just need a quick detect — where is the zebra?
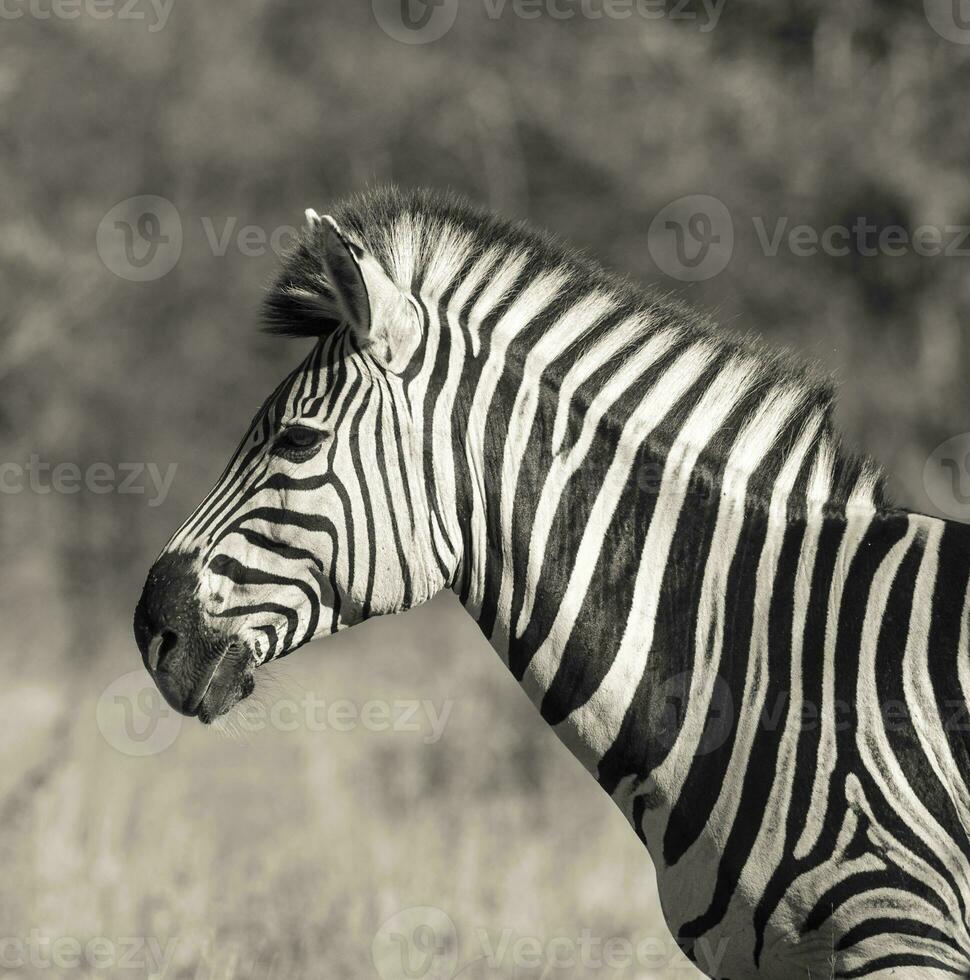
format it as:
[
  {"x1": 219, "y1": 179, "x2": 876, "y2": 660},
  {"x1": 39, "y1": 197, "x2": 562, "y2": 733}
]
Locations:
[{"x1": 134, "y1": 187, "x2": 970, "y2": 979}]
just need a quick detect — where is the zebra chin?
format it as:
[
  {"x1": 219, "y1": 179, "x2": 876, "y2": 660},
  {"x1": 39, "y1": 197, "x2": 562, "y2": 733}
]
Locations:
[{"x1": 195, "y1": 649, "x2": 257, "y2": 725}]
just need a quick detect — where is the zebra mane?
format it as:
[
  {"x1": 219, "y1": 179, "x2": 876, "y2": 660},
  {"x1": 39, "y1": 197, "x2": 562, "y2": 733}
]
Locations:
[{"x1": 263, "y1": 185, "x2": 890, "y2": 513}]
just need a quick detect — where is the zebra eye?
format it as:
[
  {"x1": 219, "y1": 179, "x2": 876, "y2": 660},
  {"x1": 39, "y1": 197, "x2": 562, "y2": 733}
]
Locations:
[{"x1": 273, "y1": 425, "x2": 326, "y2": 459}]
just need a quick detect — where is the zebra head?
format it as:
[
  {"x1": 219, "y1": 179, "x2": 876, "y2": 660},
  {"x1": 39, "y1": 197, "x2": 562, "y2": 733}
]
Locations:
[{"x1": 134, "y1": 210, "x2": 454, "y2": 723}]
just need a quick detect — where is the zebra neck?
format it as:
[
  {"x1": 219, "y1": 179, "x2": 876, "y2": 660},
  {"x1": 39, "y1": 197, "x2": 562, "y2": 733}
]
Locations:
[
  {"x1": 462, "y1": 439, "x2": 970, "y2": 808},
  {"x1": 437, "y1": 281, "x2": 899, "y2": 795},
  {"x1": 459, "y1": 447, "x2": 774, "y2": 777},
  {"x1": 458, "y1": 415, "x2": 970, "y2": 802},
  {"x1": 444, "y1": 322, "x2": 963, "y2": 805},
  {"x1": 449, "y1": 375, "x2": 802, "y2": 766}
]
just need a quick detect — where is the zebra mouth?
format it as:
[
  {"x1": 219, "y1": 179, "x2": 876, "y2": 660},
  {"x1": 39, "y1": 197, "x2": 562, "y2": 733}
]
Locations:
[{"x1": 196, "y1": 642, "x2": 256, "y2": 725}]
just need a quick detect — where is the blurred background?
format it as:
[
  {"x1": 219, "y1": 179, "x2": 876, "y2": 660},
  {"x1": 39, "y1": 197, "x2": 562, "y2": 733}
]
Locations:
[{"x1": 2, "y1": 1, "x2": 970, "y2": 976}]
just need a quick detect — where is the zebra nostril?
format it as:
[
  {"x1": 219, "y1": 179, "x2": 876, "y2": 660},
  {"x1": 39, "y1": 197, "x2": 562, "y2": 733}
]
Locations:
[{"x1": 148, "y1": 629, "x2": 180, "y2": 673}]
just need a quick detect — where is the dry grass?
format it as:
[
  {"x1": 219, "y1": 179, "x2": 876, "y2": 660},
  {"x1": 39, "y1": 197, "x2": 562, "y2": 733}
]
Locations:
[{"x1": 2, "y1": 595, "x2": 698, "y2": 979}]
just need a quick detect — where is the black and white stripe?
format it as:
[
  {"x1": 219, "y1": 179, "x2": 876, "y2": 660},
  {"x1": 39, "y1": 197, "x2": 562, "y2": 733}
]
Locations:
[{"x1": 154, "y1": 188, "x2": 970, "y2": 979}]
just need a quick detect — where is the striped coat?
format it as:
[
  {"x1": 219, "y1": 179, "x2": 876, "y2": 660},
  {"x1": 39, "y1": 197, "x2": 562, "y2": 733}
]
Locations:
[{"x1": 136, "y1": 188, "x2": 970, "y2": 979}]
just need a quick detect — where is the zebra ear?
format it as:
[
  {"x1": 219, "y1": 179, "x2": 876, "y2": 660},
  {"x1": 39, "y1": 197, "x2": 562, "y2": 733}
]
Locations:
[{"x1": 313, "y1": 213, "x2": 419, "y2": 371}]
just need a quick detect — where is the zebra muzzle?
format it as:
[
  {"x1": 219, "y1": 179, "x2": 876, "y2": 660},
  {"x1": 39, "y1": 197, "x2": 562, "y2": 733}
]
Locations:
[{"x1": 134, "y1": 550, "x2": 256, "y2": 721}]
